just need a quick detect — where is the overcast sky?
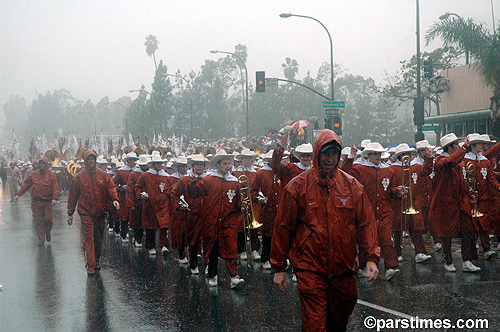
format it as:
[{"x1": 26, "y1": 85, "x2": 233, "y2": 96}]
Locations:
[{"x1": 1, "y1": 0, "x2": 497, "y2": 108}]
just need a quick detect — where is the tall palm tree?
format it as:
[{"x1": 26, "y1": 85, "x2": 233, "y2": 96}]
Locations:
[
  {"x1": 145, "y1": 34, "x2": 159, "y2": 71},
  {"x1": 281, "y1": 57, "x2": 299, "y2": 81},
  {"x1": 426, "y1": 19, "x2": 500, "y2": 136},
  {"x1": 426, "y1": 17, "x2": 488, "y2": 64}
]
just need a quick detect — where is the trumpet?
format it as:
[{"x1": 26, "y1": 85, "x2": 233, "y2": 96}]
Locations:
[
  {"x1": 178, "y1": 195, "x2": 190, "y2": 211},
  {"x1": 465, "y1": 162, "x2": 483, "y2": 218},
  {"x1": 238, "y1": 174, "x2": 262, "y2": 268},
  {"x1": 400, "y1": 155, "x2": 419, "y2": 249}
]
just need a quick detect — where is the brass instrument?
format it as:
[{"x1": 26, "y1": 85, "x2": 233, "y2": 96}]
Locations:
[
  {"x1": 238, "y1": 174, "x2": 263, "y2": 268},
  {"x1": 466, "y1": 162, "x2": 484, "y2": 218},
  {"x1": 400, "y1": 155, "x2": 419, "y2": 249},
  {"x1": 178, "y1": 195, "x2": 190, "y2": 211}
]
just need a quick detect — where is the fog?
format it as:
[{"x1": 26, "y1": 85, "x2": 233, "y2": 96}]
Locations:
[{"x1": 1, "y1": 1, "x2": 496, "y2": 109}]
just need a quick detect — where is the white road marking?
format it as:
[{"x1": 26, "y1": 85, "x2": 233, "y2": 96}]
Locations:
[{"x1": 357, "y1": 299, "x2": 414, "y2": 320}]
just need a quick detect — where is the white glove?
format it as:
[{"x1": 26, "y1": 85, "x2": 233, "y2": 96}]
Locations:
[{"x1": 140, "y1": 192, "x2": 149, "y2": 200}]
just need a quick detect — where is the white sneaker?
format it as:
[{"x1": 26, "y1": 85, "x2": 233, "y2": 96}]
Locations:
[
  {"x1": 291, "y1": 273, "x2": 297, "y2": 282},
  {"x1": 134, "y1": 240, "x2": 142, "y2": 248},
  {"x1": 262, "y1": 261, "x2": 272, "y2": 270},
  {"x1": 398, "y1": 256, "x2": 403, "y2": 262},
  {"x1": 204, "y1": 268, "x2": 208, "y2": 276},
  {"x1": 149, "y1": 249, "x2": 157, "y2": 255},
  {"x1": 462, "y1": 261, "x2": 481, "y2": 272},
  {"x1": 230, "y1": 275, "x2": 245, "y2": 289},
  {"x1": 484, "y1": 250, "x2": 496, "y2": 260},
  {"x1": 239, "y1": 252, "x2": 247, "y2": 260},
  {"x1": 385, "y1": 268, "x2": 400, "y2": 281},
  {"x1": 161, "y1": 246, "x2": 169, "y2": 255},
  {"x1": 191, "y1": 266, "x2": 199, "y2": 275},
  {"x1": 415, "y1": 253, "x2": 432, "y2": 263},
  {"x1": 251, "y1": 250, "x2": 261, "y2": 261},
  {"x1": 108, "y1": 228, "x2": 114, "y2": 234},
  {"x1": 179, "y1": 257, "x2": 189, "y2": 264},
  {"x1": 208, "y1": 275, "x2": 218, "y2": 287},
  {"x1": 121, "y1": 235, "x2": 129, "y2": 243},
  {"x1": 444, "y1": 263, "x2": 456, "y2": 272},
  {"x1": 434, "y1": 243, "x2": 442, "y2": 251}
]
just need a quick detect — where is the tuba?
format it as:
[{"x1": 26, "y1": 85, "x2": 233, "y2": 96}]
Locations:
[
  {"x1": 466, "y1": 162, "x2": 483, "y2": 218},
  {"x1": 238, "y1": 174, "x2": 263, "y2": 268},
  {"x1": 400, "y1": 155, "x2": 419, "y2": 249}
]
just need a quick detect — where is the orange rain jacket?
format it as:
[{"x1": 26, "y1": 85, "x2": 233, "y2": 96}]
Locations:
[{"x1": 271, "y1": 130, "x2": 380, "y2": 277}]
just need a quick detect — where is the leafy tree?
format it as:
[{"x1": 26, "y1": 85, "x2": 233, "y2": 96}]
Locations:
[
  {"x1": 3, "y1": 95, "x2": 28, "y2": 141},
  {"x1": 145, "y1": 34, "x2": 159, "y2": 71},
  {"x1": 150, "y1": 60, "x2": 174, "y2": 134}
]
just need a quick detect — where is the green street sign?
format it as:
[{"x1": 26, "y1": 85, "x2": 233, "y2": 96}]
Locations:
[
  {"x1": 322, "y1": 101, "x2": 345, "y2": 108},
  {"x1": 421, "y1": 125, "x2": 441, "y2": 131}
]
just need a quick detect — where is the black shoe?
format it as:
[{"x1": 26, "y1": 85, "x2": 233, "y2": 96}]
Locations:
[
  {"x1": 46, "y1": 234, "x2": 51, "y2": 242},
  {"x1": 95, "y1": 263, "x2": 101, "y2": 270}
]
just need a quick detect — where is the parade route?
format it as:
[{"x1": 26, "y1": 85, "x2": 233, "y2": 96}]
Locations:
[{"x1": 1, "y1": 193, "x2": 498, "y2": 331}]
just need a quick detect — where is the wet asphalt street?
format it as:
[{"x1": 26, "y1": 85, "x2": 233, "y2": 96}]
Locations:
[{"x1": 1, "y1": 191, "x2": 499, "y2": 331}]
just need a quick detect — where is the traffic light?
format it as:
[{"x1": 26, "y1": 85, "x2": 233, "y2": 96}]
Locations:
[
  {"x1": 256, "y1": 71, "x2": 265, "y2": 92},
  {"x1": 423, "y1": 58, "x2": 433, "y2": 79},
  {"x1": 332, "y1": 114, "x2": 342, "y2": 136},
  {"x1": 413, "y1": 97, "x2": 425, "y2": 126}
]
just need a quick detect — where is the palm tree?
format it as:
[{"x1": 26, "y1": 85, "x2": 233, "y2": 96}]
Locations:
[
  {"x1": 145, "y1": 34, "x2": 159, "y2": 71},
  {"x1": 426, "y1": 19, "x2": 500, "y2": 136},
  {"x1": 425, "y1": 17, "x2": 488, "y2": 64},
  {"x1": 281, "y1": 57, "x2": 299, "y2": 81}
]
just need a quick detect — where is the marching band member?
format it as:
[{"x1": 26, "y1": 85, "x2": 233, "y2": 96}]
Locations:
[
  {"x1": 348, "y1": 142, "x2": 400, "y2": 280},
  {"x1": 113, "y1": 152, "x2": 138, "y2": 243},
  {"x1": 482, "y1": 136, "x2": 500, "y2": 249},
  {"x1": 187, "y1": 149, "x2": 245, "y2": 289},
  {"x1": 272, "y1": 130, "x2": 379, "y2": 331},
  {"x1": 233, "y1": 148, "x2": 260, "y2": 261},
  {"x1": 463, "y1": 134, "x2": 500, "y2": 259},
  {"x1": 429, "y1": 133, "x2": 479, "y2": 272},
  {"x1": 172, "y1": 154, "x2": 207, "y2": 274},
  {"x1": 250, "y1": 151, "x2": 280, "y2": 270},
  {"x1": 167, "y1": 156, "x2": 189, "y2": 264},
  {"x1": 136, "y1": 154, "x2": 170, "y2": 255},
  {"x1": 389, "y1": 144, "x2": 431, "y2": 263},
  {"x1": 126, "y1": 154, "x2": 150, "y2": 247}
]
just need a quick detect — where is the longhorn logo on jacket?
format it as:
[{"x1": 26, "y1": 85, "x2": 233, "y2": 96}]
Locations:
[
  {"x1": 227, "y1": 189, "x2": 236, "y2": 203},
  {"x1": 159, "y1": 183, "x2": 165, "y2": 193},
  {"x1": 481, "y1": 168, "x2": 487, "y2": 179},
  {"x1": 412, "y1": 172, "x2": 418, "y2": 184},
  {"x1": 382, "y1": 178, "x2": 390, "y2": 191}
]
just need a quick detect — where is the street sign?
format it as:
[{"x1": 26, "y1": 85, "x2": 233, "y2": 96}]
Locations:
[
  {"x1": 325, "y1": 108, "x2": 341, "y2": 116},
  {"x1": 322, "y1": 100, "x2": 345, "y2": 108},
  {"x1": 266, "y1": 78, "x2": 278, "y2": 87},
  {"x1": 421, "y1": 124, "x2": 441, "y2": 131}
]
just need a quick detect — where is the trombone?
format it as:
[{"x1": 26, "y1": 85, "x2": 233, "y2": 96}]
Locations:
[
  {"x1": 400, "y1": 155, "x2": 419, "y2": 249},
  {"x1": 465, "y1": 162, "x2": 483, "y2": 218},
  {"x1": 238, "y1": 174, "x2": 263, "y2": 268}
]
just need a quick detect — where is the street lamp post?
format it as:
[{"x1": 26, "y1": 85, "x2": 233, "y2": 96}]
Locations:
[
  {"x1": 280, "y1": 13, "x2": 335, "y2": 101},
  {"x1": 78, "y1": 112, "x2": 97, "y2": 137},
  {"x1": 165, "y1": 74, "x2": 194, "y2": 140},
  {"x1": 438, "y1": 12, "x2": 469, "y2": 64},
  {"x1": 210, "y1": 50, "x2": 249, "y2": 137},
  {"x1": 129, "y1": 89, "x2": 156, "y2": 135}
]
